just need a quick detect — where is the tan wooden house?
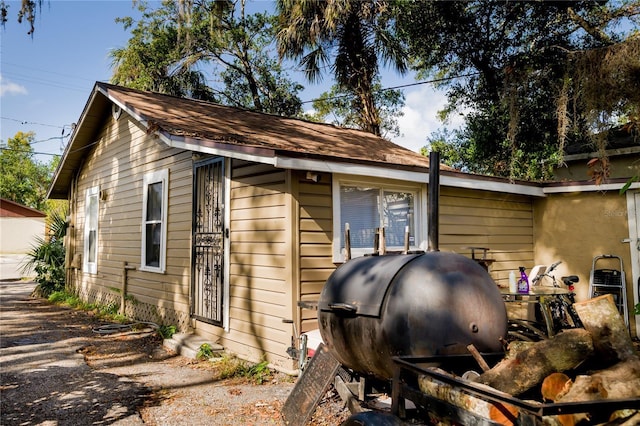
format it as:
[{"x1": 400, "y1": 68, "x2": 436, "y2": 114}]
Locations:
[{"x1": 48, "y1": 83, "x2": 639, "y2": 373}]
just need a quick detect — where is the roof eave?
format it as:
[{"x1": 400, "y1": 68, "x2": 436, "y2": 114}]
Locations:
[{"x1": 47, "y1": 83, "x2": 107, "y2": 199}]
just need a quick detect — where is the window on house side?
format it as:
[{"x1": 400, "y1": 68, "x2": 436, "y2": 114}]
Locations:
[
  {"x1": 83, "y1": 186, "x2": 99, "y2": 274},
  {"x1": 336, "y1": 182, "x2": 421, "y2": 260},
  {"x1": 141, "y1": 169, "x2": 168, "y2": 273}
]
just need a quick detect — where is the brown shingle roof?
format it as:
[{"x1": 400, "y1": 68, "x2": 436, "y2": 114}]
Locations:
[{"x1": 99, "y1": 83, "x2": 432, "y2": 169}]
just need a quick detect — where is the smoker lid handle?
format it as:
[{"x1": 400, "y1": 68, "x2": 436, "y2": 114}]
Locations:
[{"x1": 327, "y1": 303, "x2": 357, "y2": 313}]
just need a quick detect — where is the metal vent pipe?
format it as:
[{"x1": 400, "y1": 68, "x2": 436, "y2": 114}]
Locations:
[{"x1": 427, "y1": 151, "x2": 440, "y2": 252}]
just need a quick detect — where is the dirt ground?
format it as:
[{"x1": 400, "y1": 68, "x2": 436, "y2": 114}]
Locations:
[{"x1": 0, "y1": 280, "x2": 350, "y2": 425}]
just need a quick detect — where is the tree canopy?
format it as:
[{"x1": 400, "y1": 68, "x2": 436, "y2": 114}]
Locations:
[
  {"x1": 395, "y1": 0, "x2": 640, "y2": 180},
  {"x1": 309, "y1": 80, "x2": 405, "y2": 139},
  {"x1": 7, "y1": 0, "x2": 639, "y2": 181},
  {"x1": 276, "y1": 0, "x2": 408, "y2": 136},
  {"x1": 0, "y1": 131, "x2": 58, "y2": 211},
  {"x1": 111, "y1": 0, "x2": 304, "y2": 116},
  {"x1": 0, "y1": 0, "x2": 42, "y2": 35}
]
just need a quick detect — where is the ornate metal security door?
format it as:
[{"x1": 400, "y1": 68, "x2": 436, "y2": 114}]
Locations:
[{"x1": 192, "y1": 158, "x2": 225, "y2": 325}]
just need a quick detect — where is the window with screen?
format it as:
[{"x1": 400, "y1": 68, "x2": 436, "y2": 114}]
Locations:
[
  {"x1": 334, "y1": 179, "x2": 424, "y2": 261},
  {"x1": 141, "y1": 169, "x2": 168, "y2": 272}
]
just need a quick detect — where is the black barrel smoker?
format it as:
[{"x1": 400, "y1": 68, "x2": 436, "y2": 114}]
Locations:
[{"x1": 317, "y1": 153, "x2": 508, "y2": 381}]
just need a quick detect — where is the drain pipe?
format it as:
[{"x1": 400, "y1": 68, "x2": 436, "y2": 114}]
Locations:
[
  {"x1": 121, "y1": 262, "x2": 136, "y2": 315},
  {"x1": 427, "y1": 151, "x2": 440, "y2": 252}
]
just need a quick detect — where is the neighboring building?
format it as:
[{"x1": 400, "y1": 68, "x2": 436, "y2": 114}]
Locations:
[
  {"x1": 0, "y1": 199, "x2": 46, "y2": 280},
  {"x1": 546, "y1": 124, "x2": 640, "y2": 338},
  {"x1": 48, "y1": 83, "x2": 640, "y2": 372}
]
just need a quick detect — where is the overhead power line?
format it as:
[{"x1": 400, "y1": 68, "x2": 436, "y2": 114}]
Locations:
[
  {"x1": 1, "y1": 116, "x2": 66, "y2": 129},
  {"x1": 300, "y1": 72, "x2": 480, "y2": 104},
  {"x1": 0, "y1": 147, "x2": 61, "y2": 157}
]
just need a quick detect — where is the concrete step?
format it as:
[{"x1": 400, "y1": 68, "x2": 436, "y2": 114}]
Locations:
[{"x1": 163, "y1": 332, "x2": 224, "y2": 359}]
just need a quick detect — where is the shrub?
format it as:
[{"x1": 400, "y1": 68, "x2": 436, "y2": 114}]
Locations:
[
  {"x1": 158, "y1": 324, "x2": 177, "y2": 339},
  {"x1": 22, "y1": 209, "x2": 68, "y2": 297}
]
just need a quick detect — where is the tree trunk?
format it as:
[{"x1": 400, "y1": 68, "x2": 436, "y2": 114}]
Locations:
[
  {"x1": 572, "y1": 293, "x2": 636, "y2": 362},
  {"x1": 476, "y1": 328, "x2": 594, "y2": 396}
]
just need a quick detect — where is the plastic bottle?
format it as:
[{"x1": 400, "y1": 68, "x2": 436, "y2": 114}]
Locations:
[
  {"x1": 508, "y1": 271, "x2": 517, "y2": 293},
  {"x1": 517, "y1": 266, "x2": 529, "y2": 294}
]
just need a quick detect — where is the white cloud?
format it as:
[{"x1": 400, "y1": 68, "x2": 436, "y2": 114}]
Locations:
[
  {"x1": 0, "y1": 75, "x2": 28, "y2": 97},
  {"x1": 391, "y1": 85, "x2": 465, "y2": 152}
]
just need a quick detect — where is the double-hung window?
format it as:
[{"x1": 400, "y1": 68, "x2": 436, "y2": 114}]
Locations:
[
  {"x1": 141, "y1": 169, "x2": 168, "y2": 273},
  {"x1": 83, "y1": 186, "x2": 99, "y2": 274},
  {"x1": 333, "y1": 177, "x2": 426, "y2": 261}
]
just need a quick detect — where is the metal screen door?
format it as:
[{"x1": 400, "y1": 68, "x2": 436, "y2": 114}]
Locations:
[{"x1": 192, "y1": 158, "x2": 225, "y2": 325}]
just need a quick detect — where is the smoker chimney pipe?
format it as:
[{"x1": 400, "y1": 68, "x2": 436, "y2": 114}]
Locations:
[{"x1": 427, "y1": 151, "x2": 440, "y2": 252}]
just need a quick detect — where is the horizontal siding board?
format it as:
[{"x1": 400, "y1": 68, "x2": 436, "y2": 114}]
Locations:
[
  {"x1": 298, "y1": 193, "x2": 332, "y2": 208},
  {"x1": 299, "y1": 231, "x2": 332, "y2": 244},
  {"x1": 301, "y1": 281, "x2": 325, "y2": 295},
  {"x1": 229, "y1": 287, "x2": 286, "y2": 305},
  {"x1": 300, "y1": 218, "x2": 332, "y2": 233},
  {"x1": 228, "y1": 298, "x2": 287, "y2": 317},
  {"x1": 230, "y1": 264, "x2": 285, "y2": 281},
  {"x1": 231, "y1": 241, "x2": 286, "y2": 255},
  {"x1": 232, "y1": 182, "x2": 286, "y2": 199},
  {"x1": 231, "y1": 230, "x2": 286, "y2": 243},
  {"x1": 230, "y1": 206, "x2": 284, "y2": 221},
  {"x1": 300, "y1": 269, "x2": 334, "y2": 282},
  {"x1": 300, "y1": 244, "x2": 333, "y2": 257},
  {"x1": 230, "y1": 275, "x2": 287, "y2": 293},
  {"x1": 300, "y1": 257, "x2": 336, "y2": 269},
  {"x1": 301, "y1": 319, "x2": 319, "y2": 333},
  {"x1": 300, "y1": 205, "x2": 332, "y2": 220},
  {"x1": 231, "y1": 172, "x2": 285, "y2": 188},
  {"x1": 230, "y1": 253, "x2": 286, "y2": 268},
  {"x1": 228, "y1": 307, "x2": 290, "y2": 331},
  {"x1": 298, "y1": 181, "x2": 332, "y2": 196},
  {"x1": 231, "y1": 218, "x2": 286, "y2": 232},
  {"x1": 440, "y1": 224, "x2": 534, "y2": 236},
  {"x1": 231, "y1": 193, "x2": 286, "y2": 210},
  {"x1": 230, "y1": 317, "x2": 289, "y2": 340}
]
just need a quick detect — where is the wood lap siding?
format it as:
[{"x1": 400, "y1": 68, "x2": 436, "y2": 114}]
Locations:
[
  {"x1": 223, "y1": 160, "x2": 290, "y2": 365},
  {"x1": 73, "y1": 115, "x2": 193, "y2": 322},
  {"x1": 297, "y1": 171, "x2": 334, "y2": 333},
  {"x1": 439, "y1": 186, "x2": 535, "y2": 286}
]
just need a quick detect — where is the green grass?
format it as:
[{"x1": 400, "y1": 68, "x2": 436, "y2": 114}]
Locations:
[
  {"x1": 209, "y1": 354, "x2": 273, "y2": 384},
  {"x1": 47, "y1": 290, "x2": 127, "y2": 322}
]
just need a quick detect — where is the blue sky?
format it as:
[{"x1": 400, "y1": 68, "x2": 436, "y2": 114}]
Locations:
[{"x1": 1, "y1": 0, "x2": 454, "y2": 164}]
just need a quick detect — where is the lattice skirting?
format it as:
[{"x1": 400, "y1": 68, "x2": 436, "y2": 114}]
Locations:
[{"x1": 74, "y1": 284, "x2": 191, "y2": 331}]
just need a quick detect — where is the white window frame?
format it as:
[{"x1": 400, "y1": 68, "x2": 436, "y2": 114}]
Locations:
[
  {"x1": 83, "y1": 186, "x2": 99, "y2": 274},
  {"x1": 140, "y1": 169, "x2": 169, "y2": 273},
  {"x1": 332, "y1": 175, "x2": 428, "y2": 262}
]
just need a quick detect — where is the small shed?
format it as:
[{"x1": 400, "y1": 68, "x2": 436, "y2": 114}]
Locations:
[{"x1": 0, "y1": 198, "x2": 46, "y2": 280}]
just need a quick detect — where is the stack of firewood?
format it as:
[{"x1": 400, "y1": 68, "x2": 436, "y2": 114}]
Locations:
[{"x1": 419, "y1": 294, "x2": 640, "y2": 425}]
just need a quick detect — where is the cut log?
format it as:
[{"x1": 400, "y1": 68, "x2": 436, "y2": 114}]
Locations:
[
  {"x1": 572, "y1": 294, "x2": 637, "y2": 362},
  {"x1": 557, "y1": 356, "x2": 640, "y2": 402},
  {"x1": 418, "y1": 368, "x2": 521, "y2": 426},
  {"x1": 549, "y1": 356, "x2": 640, "y2": 425},
  {"x1": 477, "y1": 328, "x2": 594, "y2": 396},
  {"x1": 541, "y1": 372, "x2": 572, "y2": 402}
]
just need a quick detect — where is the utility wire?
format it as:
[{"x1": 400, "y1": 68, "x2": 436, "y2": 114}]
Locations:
[
  {"x1": 1, "y1": 116, "x2": 67, "y2": 129},
  {"x1": 0, "y1": 147, "x2": 61, "y2": 157},
  {"x1": 300, "y1": 72, "x2": 480, "y2": 104}
]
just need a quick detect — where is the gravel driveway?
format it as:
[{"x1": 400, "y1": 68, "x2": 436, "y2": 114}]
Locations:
[{"x1": 0, "y1": 280, "x2": 348, "y2": 425}]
